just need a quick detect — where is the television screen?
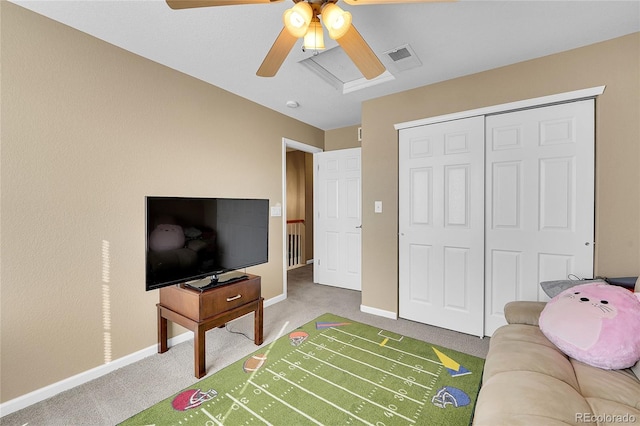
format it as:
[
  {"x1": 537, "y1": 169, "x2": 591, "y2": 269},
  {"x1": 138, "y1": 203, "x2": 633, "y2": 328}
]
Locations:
[{"x1": 145, "y1": 197, "x2": 269, "y2": 291}]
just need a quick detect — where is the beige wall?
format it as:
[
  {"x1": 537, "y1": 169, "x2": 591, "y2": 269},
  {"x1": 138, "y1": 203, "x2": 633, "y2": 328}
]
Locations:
[
  {"x1": 0, "y1": 2, "x2": 323, "y2": 403},
  {"x1": 361, "y1": 32, "x2": 640, "y2": 314},
  {"x1": 286, "y1": 151, "x2": 306, "y2": 221},
  {"x1": 324, "y1": 125, "x2": 361, "y2": 151}
]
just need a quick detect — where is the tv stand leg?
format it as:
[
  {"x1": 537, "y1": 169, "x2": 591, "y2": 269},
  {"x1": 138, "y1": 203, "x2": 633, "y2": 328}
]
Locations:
[
  {"x1": 254, "y1": 298, "x2": 264, "y2": 345},
  {"x1": 195, "y1": 326, "x2": 206, "y2": 378},
  {"x1": 157, "y1": 305, "x2": 168, "y2": 354}
]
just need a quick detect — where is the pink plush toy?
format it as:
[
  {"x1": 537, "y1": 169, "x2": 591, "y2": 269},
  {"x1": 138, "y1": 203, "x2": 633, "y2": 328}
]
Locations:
[{"x1": 539, "y1": 282, "x2": 640, "y2": 370}]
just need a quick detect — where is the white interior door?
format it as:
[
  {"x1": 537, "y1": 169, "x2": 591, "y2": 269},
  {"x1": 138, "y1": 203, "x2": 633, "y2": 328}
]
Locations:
[
  {"x1": 484, "y1": 100, "x2": 595, "y2": 335},
  {"x1": 399, "y1": 117, "x2": 485, "y2": 337},
  {"x1": 314, "y1": 148, "x2": 362, "y2": 291}
]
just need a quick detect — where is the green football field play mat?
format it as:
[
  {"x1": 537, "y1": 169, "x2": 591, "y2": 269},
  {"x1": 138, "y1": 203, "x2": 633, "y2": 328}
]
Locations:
[{"x1": 121, "y1": 313, "x2": 484, "y2": 425}]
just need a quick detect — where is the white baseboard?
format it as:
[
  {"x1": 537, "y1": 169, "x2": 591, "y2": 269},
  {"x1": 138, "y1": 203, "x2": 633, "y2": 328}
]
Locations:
[
  {"x1": 0, "y1": 331, "x2": 190, "y2": 417},
  {"x1": 264, "y1": 293, "x2": 285, "y2": 308},
  {"x1": 1, "y1": 293, "x2": 284, "y2": 417},
  {"x1": 360, "y1": 304, "x2": 398, "y2": 320}
]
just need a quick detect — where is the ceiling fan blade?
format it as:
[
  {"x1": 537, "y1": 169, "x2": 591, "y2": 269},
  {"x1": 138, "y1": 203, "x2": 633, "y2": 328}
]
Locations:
[
  {"x1": 256, "y1": 27, "x2": 298, "y2": 77},
  {"x1": 167, "y1": 0, "x2": 283, "y2": 10},
  {"x1": 343, "y1": 0, "x2": 453, "y2": 5},
  {"x1": 335, "y1": 24, "x2": 385, "y2": 80}
]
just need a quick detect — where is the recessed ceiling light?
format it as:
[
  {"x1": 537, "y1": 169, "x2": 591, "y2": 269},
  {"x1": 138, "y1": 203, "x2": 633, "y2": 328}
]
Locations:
[{"x1": 286, "y1": 100, "x2": 299, "y2": 108}]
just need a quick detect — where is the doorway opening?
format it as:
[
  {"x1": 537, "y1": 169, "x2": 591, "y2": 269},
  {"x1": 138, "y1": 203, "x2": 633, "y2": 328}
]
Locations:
[{"x1": 282, "y1": 138, "x2": 323, "y2": 299}]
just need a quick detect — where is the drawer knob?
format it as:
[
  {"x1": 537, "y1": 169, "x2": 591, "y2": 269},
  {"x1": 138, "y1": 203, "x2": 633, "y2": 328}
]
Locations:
[{"x1": 227, "y1": 294, "x2": 242, "y2": 302}]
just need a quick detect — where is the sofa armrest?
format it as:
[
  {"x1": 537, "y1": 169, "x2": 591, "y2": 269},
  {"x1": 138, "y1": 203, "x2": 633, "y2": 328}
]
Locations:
[{"x1": 504, "y1": 301, "x2": 547, "y2": 326}]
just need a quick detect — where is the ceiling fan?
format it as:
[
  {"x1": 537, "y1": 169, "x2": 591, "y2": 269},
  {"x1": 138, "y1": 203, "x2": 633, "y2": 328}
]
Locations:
[{"x1": 166, "y1": 0, "x2": 448, "y2": 80}]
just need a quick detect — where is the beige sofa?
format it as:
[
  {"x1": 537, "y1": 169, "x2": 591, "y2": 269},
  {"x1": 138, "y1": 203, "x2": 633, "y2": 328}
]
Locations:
[{"x1": 473, "y1": 280, "x2": 640, "y2": 425}]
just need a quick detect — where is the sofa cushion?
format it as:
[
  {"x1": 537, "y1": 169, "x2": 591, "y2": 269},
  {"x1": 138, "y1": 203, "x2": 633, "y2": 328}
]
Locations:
[
  {"x1": 572, "y1": 360, "x2": 640, "y2": 410},
  {"x1": 504, "y1": 301, "x2": 546, "y2": 326},
  {"x1": 489, "y1": 323, "x2": 558, "y2": 349},
  {"x1": 474, "y1": 371, "x2": 596, "y2": 425},
  {"x1": 583, "y1": 399, "x2": 640, "y2": 424},
  {"x1": 483, "y1": 324, "x2": 579, "y2": 391}
]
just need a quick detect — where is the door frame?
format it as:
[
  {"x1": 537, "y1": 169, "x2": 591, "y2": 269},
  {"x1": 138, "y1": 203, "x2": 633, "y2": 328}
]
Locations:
[
  {"x1": 395, "y1": 86, "x2": 605, "y2": 131},
  {"x1": 281, "y1": 138, "x2": 323, "y2": 302}
]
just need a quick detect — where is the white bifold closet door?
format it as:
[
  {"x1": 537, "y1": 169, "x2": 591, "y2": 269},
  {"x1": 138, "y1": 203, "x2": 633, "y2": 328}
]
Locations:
[
  {"x1": 399, "y1": 99, "x2": 594, "y2": 337},
  {"x1": 484, "y1": 100, "x2": 595, "y2": 335},
  {"x1": 399, "y1": 116, "x2": 486, "y2": 337}
]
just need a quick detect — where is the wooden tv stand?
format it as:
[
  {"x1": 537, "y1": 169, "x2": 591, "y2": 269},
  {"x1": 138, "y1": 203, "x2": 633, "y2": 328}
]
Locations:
[{"x1": 157, "y1": 274, "x2": 264, "y2": 378}]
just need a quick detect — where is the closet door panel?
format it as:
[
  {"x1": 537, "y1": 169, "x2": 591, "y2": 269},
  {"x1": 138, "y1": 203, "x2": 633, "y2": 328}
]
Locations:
[
  {"x1": 491, "y1": 161, "x2": 522, "y2": 229},
  {"x1": 488, "y1": 249, "x2": 522, "y2": 317},
  {"x1": 484, "y1": 100, "x2": 595, "y2": 335},
  {"x1": 539, "y1": 157, "x2": 574, "y2": 231},
  {"x1": 399, "y1": 116, "x2": 485, "y2": 337}
]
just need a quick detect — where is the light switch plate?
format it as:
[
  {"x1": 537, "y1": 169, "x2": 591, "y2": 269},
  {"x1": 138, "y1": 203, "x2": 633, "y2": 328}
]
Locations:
[
  {"x1": 374, "y1": 201, "x2": 383, "y2": 213},
  {"x1": 271, "y1": 205, "x2": 282, "y2": 217}
]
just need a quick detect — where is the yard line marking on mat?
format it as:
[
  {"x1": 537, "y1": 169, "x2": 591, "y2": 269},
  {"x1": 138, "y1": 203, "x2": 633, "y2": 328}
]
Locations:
[
  {"x1": 247, "y1": 380, "x2": 324, "y2": 426},
  {"x1": 281, "y1": 358, "x2": 420, "y2": 423},
  {"x1": 300, "y1": 344, "x2": 434, "y2": 390},
  {"x1": 201, "y1": 408, "x2": 223, "y2": 426},
  {"x1": 264, "y1": 368, "x2": 382, "y2": 426},
  {"x1": 239, "y1": 320, "x2": 290, "y2": 395},
  {"x1": 330, "y1": 327, "x2": 441, "y2": 365},
  {"x1": 314, "y1": 336, "x2": 441, "y2": 376},
  {"x1": 216, "y1": 320, "x2": 290, "y2": 424},
  {"x1": 225, "y1": 393, "x2": 273, "y2": 426},
  {"x1": 294, "y1": 348, "x2": 425, "y2": 405},
  {"x1": 378, "y1": 330, "x2": 404, "y2": 342}
]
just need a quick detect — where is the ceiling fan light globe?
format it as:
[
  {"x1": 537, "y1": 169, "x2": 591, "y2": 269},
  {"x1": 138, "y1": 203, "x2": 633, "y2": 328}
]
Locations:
[
  {"x1": 321, "y1": 3, "x2": 352, "y2": 39},
  {"x1": 283, "y1": 2, "x2": 313, "y2": 38},
  {"x1": 290, "y1": 14, "x2": 305, "y2": 27},
  {"x1": 303, "y1": 19, "x2": 325, "y2": 51}
]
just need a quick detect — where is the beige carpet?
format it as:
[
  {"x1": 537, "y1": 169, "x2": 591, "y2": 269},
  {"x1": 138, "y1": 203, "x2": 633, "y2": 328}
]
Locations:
[{"x1": 1, "y1": 265, "x2": 490, "y2": 425}]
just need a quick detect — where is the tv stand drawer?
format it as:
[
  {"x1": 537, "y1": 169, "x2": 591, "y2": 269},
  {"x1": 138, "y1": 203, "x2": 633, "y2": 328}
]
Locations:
[
  {"x1": 200, "y1": 278, "x2": 260, "y2": 318},
  {"x1": 159, "y1": 274, "x2": 260, "y2": 322}
]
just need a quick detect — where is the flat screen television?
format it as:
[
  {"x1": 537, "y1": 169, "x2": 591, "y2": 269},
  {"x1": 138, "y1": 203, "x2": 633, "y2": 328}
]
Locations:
[{"x1": 145, "y1": 197, "x2": 269, "y2": 291}]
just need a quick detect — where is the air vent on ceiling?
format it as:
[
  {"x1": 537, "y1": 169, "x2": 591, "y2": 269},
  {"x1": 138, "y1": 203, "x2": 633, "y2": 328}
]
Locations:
[
  {"x1": 299, "y1": 46, "x2": 395, "y2": 94},
  {"x1": 383, "y1": 44, "x2": 422, "y2": 72},
  {"x1": 388, "y1": 47, "x2": 412, "y2": 62}
]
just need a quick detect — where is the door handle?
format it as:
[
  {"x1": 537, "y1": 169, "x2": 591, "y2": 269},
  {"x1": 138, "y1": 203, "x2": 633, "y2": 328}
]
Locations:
[{"x1": 356, "y1": 225, "x2": 362, "y2": 229}]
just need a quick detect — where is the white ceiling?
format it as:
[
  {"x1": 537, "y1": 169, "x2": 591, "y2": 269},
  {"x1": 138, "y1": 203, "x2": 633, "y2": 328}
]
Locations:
[{"x1": 10, "y1": 0, "x2": 640, "y2": 130}]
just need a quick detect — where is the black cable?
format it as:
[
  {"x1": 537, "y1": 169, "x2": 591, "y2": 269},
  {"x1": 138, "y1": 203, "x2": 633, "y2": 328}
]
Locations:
[{"x1": 225, "y1": 323, "x2": 252, "y2": 341}]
